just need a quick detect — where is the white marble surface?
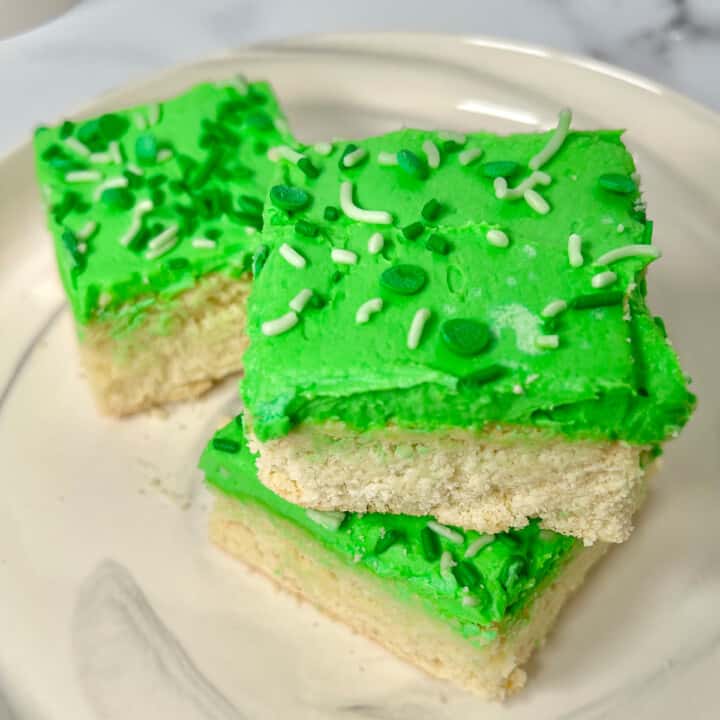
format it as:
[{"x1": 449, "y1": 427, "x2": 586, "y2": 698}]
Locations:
[{"x1": 0, "y1": 0, "x2": 719, "y2": 157}]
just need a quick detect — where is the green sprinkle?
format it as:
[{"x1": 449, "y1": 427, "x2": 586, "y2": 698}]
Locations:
[
  {"x1": 98, "y1": 113, "x2": 129, "y2": 140},
  {"x1": 308, "y1": 293, "x2": 326, "y2": 309},
  {"x1": 295, "y1": 219, "x2": 319, "y2": 238},
  {"x1": 206, "y1": 228, "x2": 222, "y2": 241},
  {"x1": 452, "y1": 561, "x2": 481, "y2": 589},
  {"x1": 570, "y1": 291, "x2": 624, "y2": 309},
  {"x1": 189, "y1": 147, "x2": 223, "y2": 189},
  {"x1": 237, "y1": 194, "x2": 263, "y2": 214},
  {"x1": 298, "y1": 157, "x2": 320, "y2": 179},
  {"x1": 421, "y1": 198, "x2": 443, "y2": 222},
  {"x1": 253, "y1": 140, "x2": 268, "y2": 155},
  {"x1": 481, "y1": 161, "x2": 521, "y2": 179},
  {"x1": 245, "y1": 111, "x2": 273, "y2": 131},
  {"x1": 253, "y1": 244, "x2": 269, "y2": 276},
  {"x1": 402, "y1": 221, "x2": 425, "y2": 240},
  {"x1": 420, "y1": 526, "x2": 441, "y2": 562},
  {"x1": 380, "y1": 264, "x2": 428, "y2": 296},
  {"x1": 459, "y1": 364, "x2": 506, "y2": 387},
  {"x1": 146, "y1": 174, "x2": 166, "y2": 188},
  {"x1": 166, "y1": 257, "x2": 189, "y2": 271},
  {"x1": 441, "y1": 319, "x2": 491, "y2": 356},
  {"x1": 501, "y1": 558, "x2": 527, "y2": 593},
  {"x1": 426, "y1": 233, "x2": 450, "y2": 255},
  {"x1": 323, "y1": 205, "x2": 340, "y2": 221},
  {"x1": 76, "y1": 119, "x2": 102, "y2": 149},
  {"x1": 598, "y1": 173, "x2": 637, "y2": 194},
  {"x1": 60, "y1": 228, "x2": 83, "y2": 271},
  {"x1": 135, "y1": 133, "x2": 158, "y2": 164},
  {"x1": 397, "y1": 149, "x2": 428, "y2": 180},
  {"x1": 441, "y1": 140, "x2": 463, "y2": 153},
  {"x1": 269, "y1": 184, "x2": 311, "y2": 212},
  {"x1": 374, "y1": 529, "x2": 404, "y2": 555},
  {"x1": 59, "y1": 121, "x2": 75, "y2": 139},
  {"x1": 151, "y1": 189, "x2": 165, "y2": 207},
  {"x1": 653, "y1": 315, "x2": 667, "y2": 337},
  {"x1": 101, "y1": 187, "x2": 134, "y2": 210},
  {"x1": 212, "y1": 437, "x2": 241, "y2": 454}
]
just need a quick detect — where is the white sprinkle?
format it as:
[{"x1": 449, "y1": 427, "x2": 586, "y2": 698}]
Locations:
[
  {"x1": 93, "y1": 175, "x2": 128, "y2": 201},
  {"x1": 144, "y1": 237, "x2": 178, "y2": 260},
  {"x1": 65, "y1": 170, "x2": 102, "y2": 183},
  {"x1": 118, "y1": 199, "x2": 153, "y2": 247},
  {"x1": 147, "y1": 224, "x2": 178, "y2": 249},
  {"x1": 306, "y1": 509, "x2": 345, "y2": 531},
  {"x1": 331, "y1": 248, "x2": 358, "y2": 265},
  {"x1": 617, "y1": 223, "x2": 625, "y2": 233},
  {"x1": 526, "y1": 373, "x2": 540, "y2": 384},
  {"x1": 156, "y1": 149, "x2": 173, "y2": 162},
  {"x1": 524, "y1": 188, "x2": 550, "y2": 214},
  {"x1": 458, "y1": 147, "x2": 483, "y2": 166},
  {"x1": 261, "y1": 311, "x2": 298, "y2": 337},
  {"x1": 495, "y1": 171, "x2": 551, "y2": 200},
  {"x1": 268, "y1": 145, "x2": 304, "y2": 164},
  {"x1": 342, "y1": 146, "x2": 367, "y2": 168},
  {"x1": 591, "y1": 270, "x2": 618, "y2": 288},
  {"x1": 245, "y1": 226, "x2": 258, "y2": 235},
  {"x1": 487, "y1": 229, "x2": 509, "y2": 248},
  {"x1": 464, "y1": 535, "x2": 495, "y2": 559},
  {"x1": 109, "y1": 141, "x2": 122, "y2": 164},
  {"x1": 76, "y1": 242, "x2": 87, "y2": 254},
  {"x1": 427, "y1": 521, "x2": 464, "y2": 544},
  {"x1": 536, "y1": 334, "x2": 560, "y2": 350},
  {"x1": 89, "y1": 152, "x2": 112, "y2": 164},
  {"x1": 340, "y1": 181, "x2": 392, "y2": 225},
  {"x1": 98, "y1": 292, "x2": 112, "y2": 308},
  {"x1": 462, "y1": 596, "x2": 479, "y2": 607},
  {"x1": 407, "y1": 308, "x2": 431, "y2": 350},
  {"x1": 529, "y1": 107, "x2": 572, "y2": 170},
  {"x1": 126, "y1": 163, "x2": 144, "y2": 176},
  {"x1": 289, "y1": 288, "x2": 313, "y2": 313},
  {"x1": 313, "y1": 142, "x2": 333, "y2": 156},
  {"x1": 438, "y1": 130, "x2": 466, "y2": 144},
  {"x1": 568, "y1": 233, "x2": 584, "y2": 267},
  {"x1": 76, "y1": 220, "x2": 97, "y2": 241},
  {"x1": 533, "y1": 170, "x2": 552, "y2": 185},
  {"x1": 594, "y1": 244, "x2": 661, "y2": 266},
  {"x1": 368, "y1": 232, "x2": 384, "y2": 254},
  {"x1": 440, "y1": 551, "x2": 457, "y2": 575},
  {"x1": 133, "y1": 113, "x2": 147, "y2": 130},
  {"x1": 147, "y1": 103, "x2": 161, "y2": 127},
  {"x1": 233, "y1": 74, "x2": 249, "y2": 94},
  {"x1": 355, "y1": 298, "x2": 383, "y2": 324},
  {"x1": 191, "y1": 238, "x2": 217, "y2": 249},
  {"x1": 541, "y1": 299, "x2": 567, "y2": 318},
  {"x1": 63, "y1": 137, "x2": 91, "y2": 157},
  {"x1": 279, "y1": 243, "x2": 307, "y2": 269},
  {"x1": 377, "y1": 151, "x2": 398, "y2": 166},
  {"x1": 422, "y1": 140, "x2": 440, "y2": 169},
  {"x1": 512, "y1": 384, "x2": 524, "y2": 395},
  {"x1": 493, "y1": 176, "x2": 508, "y2": 199}
]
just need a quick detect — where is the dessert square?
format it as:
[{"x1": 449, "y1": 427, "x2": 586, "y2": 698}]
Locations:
[
  {"x1": 34, "y1": 79, "x2": 292, "y2": 414},
  {"x1": 241, "y1": 114, "x2": 695, "y2": 543},
  {"x1": 201, "y1": 417, "x2": 606, "y2": 699}
]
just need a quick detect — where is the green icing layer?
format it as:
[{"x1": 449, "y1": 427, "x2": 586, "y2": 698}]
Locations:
[
  {"x1": 242, "y1": 127, "x2": 695, "y2": 444},
  {"x1": 34, "y1": 80, "x2": 293, "y2": 327},
  {"x1": 200, "y1": 418, "x2": 578, "y2": 640}
]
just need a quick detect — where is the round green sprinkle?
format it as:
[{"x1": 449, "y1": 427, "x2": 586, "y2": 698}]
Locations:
[
  {"x1": 374, "y1": 529, "x2": 404, "y2": 555},
  {"x1": 323, "y1": 205, "x2": 340, "y2": 222},
  {"x1": 421, "y1": 198, "x2": 443, "y2": 222},
  {"x1": 238, "y1": 194, "x2": 263, "y2": 214},
  {"x1": 101, "y1": 187, "x2": 134, "y2": 210},
  {"x1": 440, "y1": 319, "x2": 491, "y2": 356},
  {"x1": 298, "y1": 157, "x2": 320, "y2": 179},
  {"x1": 397, "y1": 149, "x2": 428, "y2": 180},
  {"x1": 212, "y1": 437, "x2": 241, "y2": 454},
  {"x1": 380, "y1": 264, "x2": 428, "y2": 296},
  {"x1": 481, "y1": 161, "x2": 521, "y2": 179},
  {"x1": 295, "y1": 219, "x2": 319, "y2": 237},
  {"x1": 269, "y1": 184, "x2": 311, "y2": 212},
  {"x1": 452, "y1": 561, "x2": 481, "y2": 589},
  {"x1": 420, "y1": 527, "x2": 441, "y2": 562},
  {"x1": 570, "y1": 291, "x2": 624, "y2": 309},
  {"x1": 98, "y1": 113, "x2": 129, "y2": 140},
  {"x1": 402, "y1": 221, "x2": 425, "y2": 241},
  {"x1": 459, "y1": 364, "x2": 506, "y2": 387},
  {"x1": 77, "y1": 119, "x2": 101, "y2": 146},
  {"x1": 426, "y1": 233, "x2": 450, "y2": 255},
  {"x1": 135, "y1": 133, "x2": 158, "y2": 164},
  {"x1": 598, "y1": 173, "x2": 637, "y2": 194}
]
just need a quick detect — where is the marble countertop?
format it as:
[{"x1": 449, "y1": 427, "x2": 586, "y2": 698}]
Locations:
[{"x1": 0, "y1": 0, "x2": 719, "y2": 157}]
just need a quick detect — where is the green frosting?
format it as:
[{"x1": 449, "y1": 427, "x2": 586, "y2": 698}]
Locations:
[
  {"x1": 242, "y1": 127, "x2": 695, "y2": 444},
  {"x1": 200, "y1": 418, "x2": 578, "y2": 640},
  {"x1": 34, "y1": 81, "x2": 293, "y2": 329}
]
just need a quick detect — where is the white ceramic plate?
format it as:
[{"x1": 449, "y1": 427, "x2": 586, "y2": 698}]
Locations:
[{"x1": 1, "y1": 34, "x2": 718, "y2": 720}]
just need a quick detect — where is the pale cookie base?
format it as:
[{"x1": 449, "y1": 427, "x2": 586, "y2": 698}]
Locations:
[
  {"x1": 210, "y1": 492, "x2": 608, "y2": 700},
  {"x1": 247, "y1": 423, "x2": 649, "y2": 545},
  {"x1": 79, "y1": 273, "x2": 251, "y2": 416}
]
